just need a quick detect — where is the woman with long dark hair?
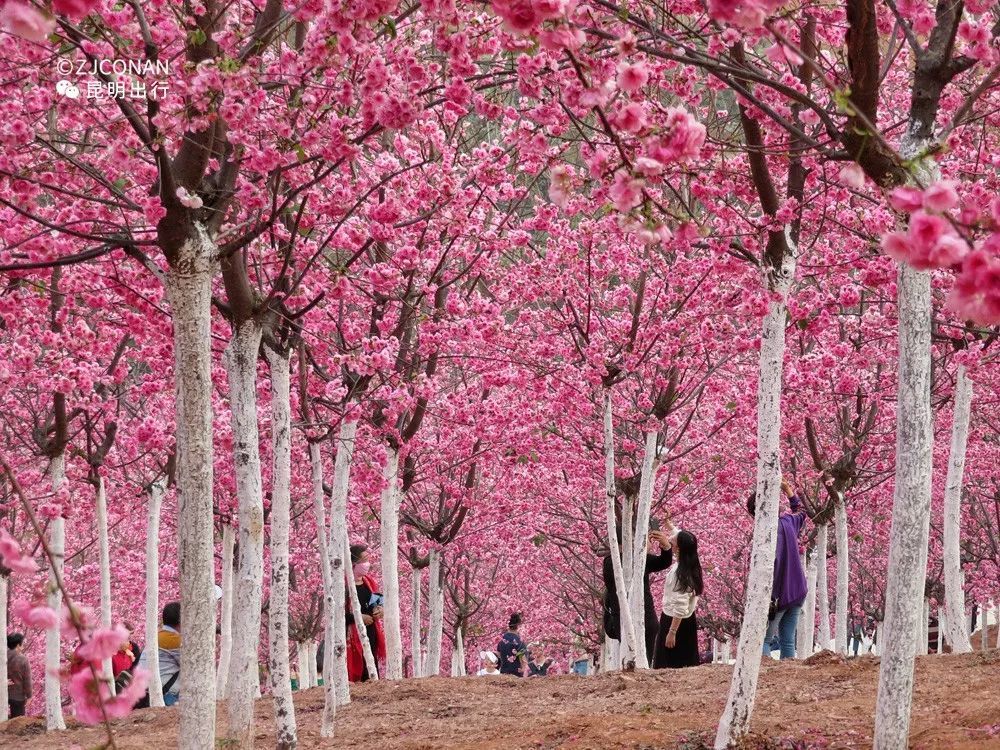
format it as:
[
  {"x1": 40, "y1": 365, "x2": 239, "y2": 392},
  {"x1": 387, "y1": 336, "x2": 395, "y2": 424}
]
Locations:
[
  {"x1": 652, "y1": 518, "x2": 703, "y2": 668},
  {"x1": 497, "y1": 612, "x2": 528, "y2": 676}
]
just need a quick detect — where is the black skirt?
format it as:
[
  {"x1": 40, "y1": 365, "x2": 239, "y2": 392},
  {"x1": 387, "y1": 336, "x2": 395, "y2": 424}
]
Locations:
[{"x1": 652, "y1": 611, "x2": 699, "y2": 668}]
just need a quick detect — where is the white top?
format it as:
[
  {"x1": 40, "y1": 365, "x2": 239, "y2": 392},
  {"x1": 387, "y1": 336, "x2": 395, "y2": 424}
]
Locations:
[
  {"x1": 660, "y1": 563, "x2": 699, "y2": 619},
  {"x1": 476, "y1": 669, "x2": 500, "y2": 676}
]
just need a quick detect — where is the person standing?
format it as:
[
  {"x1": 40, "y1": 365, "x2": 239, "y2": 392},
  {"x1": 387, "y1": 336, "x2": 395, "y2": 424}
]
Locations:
[
  {"x1": 7, "y1": 633, "x2": 31, "y2": 718},
  {"x1": 345, "y1": 543, "x2": 386, "y2": 682},
  {"x1": 748, "y1": 478, "x2": 808, "y2": 659},
  {"x1": 652, "y1": 520, "x2": 704, "y2": 668},
  {"x1": 497, "y1": 612, "x2": 527, "y2": 676},
  {"x1": 602, "y1": 524, "x2": 674, "y2": 662}
]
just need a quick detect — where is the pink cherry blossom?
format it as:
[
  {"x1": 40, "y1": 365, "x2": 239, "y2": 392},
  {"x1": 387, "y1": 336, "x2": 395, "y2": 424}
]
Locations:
[
  {"x1": 0, "y1": 2, "x2": 55, "y2": 42},
  {"x1": 616, "y1": 62, "x2": 649, "y2": 93},
  {"x1": 77, "y1": 624, "x2": 130, "y2": 662},
  {"x1": 0, "y1": 529, "x2": 39, "y2": 574},
  {"x1": 14, "y1": 600, "x2": 59, "y2": 629},
  {"x1": 609, "y1": 171, "x2": 643, "y2": 212}
]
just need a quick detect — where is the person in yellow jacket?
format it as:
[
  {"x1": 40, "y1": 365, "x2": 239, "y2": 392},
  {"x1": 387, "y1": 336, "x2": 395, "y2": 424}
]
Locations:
[{"x1": 138, "y1": 602, "x2": 181, "y2": 705}]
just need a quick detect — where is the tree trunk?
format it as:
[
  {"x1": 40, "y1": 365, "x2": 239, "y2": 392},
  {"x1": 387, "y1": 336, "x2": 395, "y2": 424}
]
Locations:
[
  {"x1": 0, "y1": 574, "x2": 8, "y2": 721},
  {"x1": 834, "y1": 497, "x2": 849, "y2": 655},
  {"x1": 715, "y1": 241, "x2": 795, "y2": 749},
  {"x1": 321, "y1": 418, "x2": 359, "y2": 736},
  {"x1": 328, "y1": 420, "x2": 357, "y2": 709},
  {"x1": 217, "y1": 523, "x2": 235, "y2": 697},
  {"x1": 874, "y1": 263, "x2": 934, "y2": 750},
  {"x1": 144, "y1": 479, "x2": 166, "y2": 707},
  {"x1": 936, "y1": 606, "x2": 944, "y2": 653},
  {"x1": 629, "y1": 430, "x2": 658, "y2": 669},
  {"x1": 816, "y1": 523, "x2": 831, "y2": 650},
  {"x1": 308, "y1": 441, "x2": 335, "y2": 691},
  {"x1": 602, "y1": 391, "x2": 640, "y2": 664},
  {"x1": 451, "y1": 628, "x2": 466, "y2": 676},
  {"x1": 96, "y1": 475, "x2": 115, "y2": 694},
  {"x1": 424, "y1": 549, "x2": 445, "y2": 676},
  {"x1": 224, "y1": 320, "x2": 266, "y2": 750},
  {"x1": 802, "y1": 548, "x2": 818, "y2": 657},
  {"x1": 344, "y1": 535, "x2": 379, "y2": 679},
  {"x1": 410, "y1": 566, "x2": 423, "y2": 678},
  {"x1": 980, "y1": 605, "x2": 988, "y2": 652},
  {"x1": 165, "y1": 232, "x2": 218, "y2": 750},
  {"x1": 265, "y1": 347, "x2": 298, "y2": 749},
  {"x1": 45, "y1": 456, "x2": 66, "y2": 731},
  {"x1": 380, "y1": 446, "x2": 403, "y2": 679},
  {"x1": 942, "y1": 365, "x2": 973, "y2": 653}
]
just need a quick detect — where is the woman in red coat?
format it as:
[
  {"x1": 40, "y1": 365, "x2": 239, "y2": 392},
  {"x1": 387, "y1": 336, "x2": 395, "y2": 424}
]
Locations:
[{"x1": 346, "y1": 543, "x2": 386, "y2": 682}]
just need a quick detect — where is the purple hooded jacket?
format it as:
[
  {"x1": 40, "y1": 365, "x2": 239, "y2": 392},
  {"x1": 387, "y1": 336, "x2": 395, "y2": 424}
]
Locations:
[{"x1": 773, "y1": 494, "x2": 807, "y2": 609}]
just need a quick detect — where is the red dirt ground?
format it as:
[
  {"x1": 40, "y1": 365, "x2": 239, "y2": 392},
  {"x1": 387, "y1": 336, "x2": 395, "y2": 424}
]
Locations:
[{"x1": 3, "y1": 651, "x2": 999, "y2": 749}]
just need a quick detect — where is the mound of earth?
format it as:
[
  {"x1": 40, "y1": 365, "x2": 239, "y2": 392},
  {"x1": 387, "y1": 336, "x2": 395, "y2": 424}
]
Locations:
[{"x1": 3, "y1": 651, "x2": 999, "y2": 749}]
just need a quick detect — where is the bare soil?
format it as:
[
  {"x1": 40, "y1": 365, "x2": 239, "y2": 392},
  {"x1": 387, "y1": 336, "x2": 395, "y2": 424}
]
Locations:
[{"x1": 3, "y1": 651, "x2": 999, "y2": 749}]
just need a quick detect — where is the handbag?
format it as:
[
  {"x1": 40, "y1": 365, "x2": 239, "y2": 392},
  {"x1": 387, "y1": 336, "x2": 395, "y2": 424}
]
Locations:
[{"x1": 767, "y1": 597, "x2": 779, "y2": 621}]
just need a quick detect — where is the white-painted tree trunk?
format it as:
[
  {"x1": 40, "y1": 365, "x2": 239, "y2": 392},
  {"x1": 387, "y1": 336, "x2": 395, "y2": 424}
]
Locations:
[
  {"x1": 165, "y1": 232, "x2": 218, "y2": 750},
  {"x1": 715, "y1": 240, "x2": 795, "y2": 750},
  {"x1": 942, "y1": 365, "x2": 973, "y2": 653},
  {"x1": 144, "y1": 479, "x2": 166, "y2": 707},
  {"x1": 602, "y1": 392, "x2": 640, "y2": 666},
  {"x1": 0, "y1": 574, "x2": 8, "y2": 721},
  {"x1": 936, "y1": 606, "x2": 944, "y2": 654},
  {"x1": 600, "y1": 637, "x2": 617, "y2": 674},
  {"x1": 629, "y1": 430, "x2": 658, "y2": 669},
  {"x1": 307, "y1": 441, "x2": 335, "y2": 692},
  {"x1": 328, "y1": 420, "x2": 357, "y2": 710},
  {"x1": 95, "y1": 476, "x2": 115, "y2": 694},
  {"x1": 874, "y1": 263, "x2": 934, "y2": 750},
  {"x1": 344, "y1": 535, "x2": 378, "y2": 679},
  {"x1": 224, "y1": 320, "x2": 266, "y2": 750},
  {"x1": 451, "y1": 628, "x2": 466, "y2": 676},
  {"x1": 619, "y1": 493, "x2": 634, "y2": 670},
  {"x1": 723, "y1": 638, "x2": 732, "y2": 664},
  {"x1": 980, "y1": 605, "x2": 988, "y2": 652},
  {"x1": 304, "y1": 642, "x2": 316, "y2": 688},
  {"x1": 875, "y1": 622, "x2": 883, "y2": 656},
  {"x1": 995, "y1": 605, "x2": 1000, "y2": 649},
  {"x1": 45, "y1": 456, "x2": 66, "y2": 731},
  {"x1": 265, "y1": 348, "x2": 298, "y2": 749},
  {"x1": 802, "y1": 549, "x2": 818, "y2": 656},
  {"x1": 425, "y1": 549, "x2": 445, "y2": 676},
  {"x1": 410, "y1": 566, "x2": 424, "y2": 678},
  {"x1": 217, "y1": 523, "x2": 235, "y2": 697},
  {"x1": 816, "y1": 524, "x2": 831, "y2": 650},
  {"x1": 296, "y1": 643, "x2": 310, "y2": 689},
  {"x1": 380, "y1": 446, "x2": 403, "y2": 679},
  {"x1": 834, "y1": 496, "x2": 849, "y2": 655},
  {"x1": 919, "y1": 597, "x2": 930, "y2": 655},
  {"x1": 321, "y1": 418, "x2": 359, "y2": 736}
]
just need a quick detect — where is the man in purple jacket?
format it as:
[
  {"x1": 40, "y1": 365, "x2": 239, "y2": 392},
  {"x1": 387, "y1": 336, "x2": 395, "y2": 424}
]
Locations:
[{"x1": 747, "y1": 478, "x2": 808, "y2": 659}]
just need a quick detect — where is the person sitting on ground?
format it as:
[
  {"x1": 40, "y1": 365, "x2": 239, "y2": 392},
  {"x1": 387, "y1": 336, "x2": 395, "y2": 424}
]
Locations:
[
  {"x1": 137, "y1": 601, "x2": 181, "y2": 706},
  {"x1": 7, "y1": 632, "x2": 32, "y2": 718},
  {"x1": 497, "y1": 612, "x2": 528, "y2": 676},
  {"x1": 527, "y1": 642, "x2": 554, "y2": 676},
  {"x1": 476, "y1": 651, "x2": 500, "y2": 676},
  {"x1": 748, "y1": 477, "x2": 808, "y2": 660},
  {"x1": 652, "y1": 518, "x2": 704, "y2": 669}
]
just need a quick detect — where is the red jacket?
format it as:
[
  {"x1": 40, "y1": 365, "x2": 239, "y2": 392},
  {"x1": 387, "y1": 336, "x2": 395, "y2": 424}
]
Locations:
[{"x1": 347, "y1": 574, "x2": 386, "y2": 681}]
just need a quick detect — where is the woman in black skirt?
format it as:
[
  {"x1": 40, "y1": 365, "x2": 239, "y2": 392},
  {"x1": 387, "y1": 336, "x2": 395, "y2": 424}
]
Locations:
[{"x1": 652, "y1": 519, "x2": 703, "y2": 668}]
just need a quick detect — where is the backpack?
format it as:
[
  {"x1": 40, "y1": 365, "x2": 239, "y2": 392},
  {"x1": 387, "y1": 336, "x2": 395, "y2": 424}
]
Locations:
[{"x1": 602, "y1": 594, "x2": 621, "y2": 640}]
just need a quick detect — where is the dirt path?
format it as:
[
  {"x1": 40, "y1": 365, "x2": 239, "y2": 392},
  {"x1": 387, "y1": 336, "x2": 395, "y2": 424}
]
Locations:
[{"x1": 3, "y1": 651, "x2": 999, "y2": 748}]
